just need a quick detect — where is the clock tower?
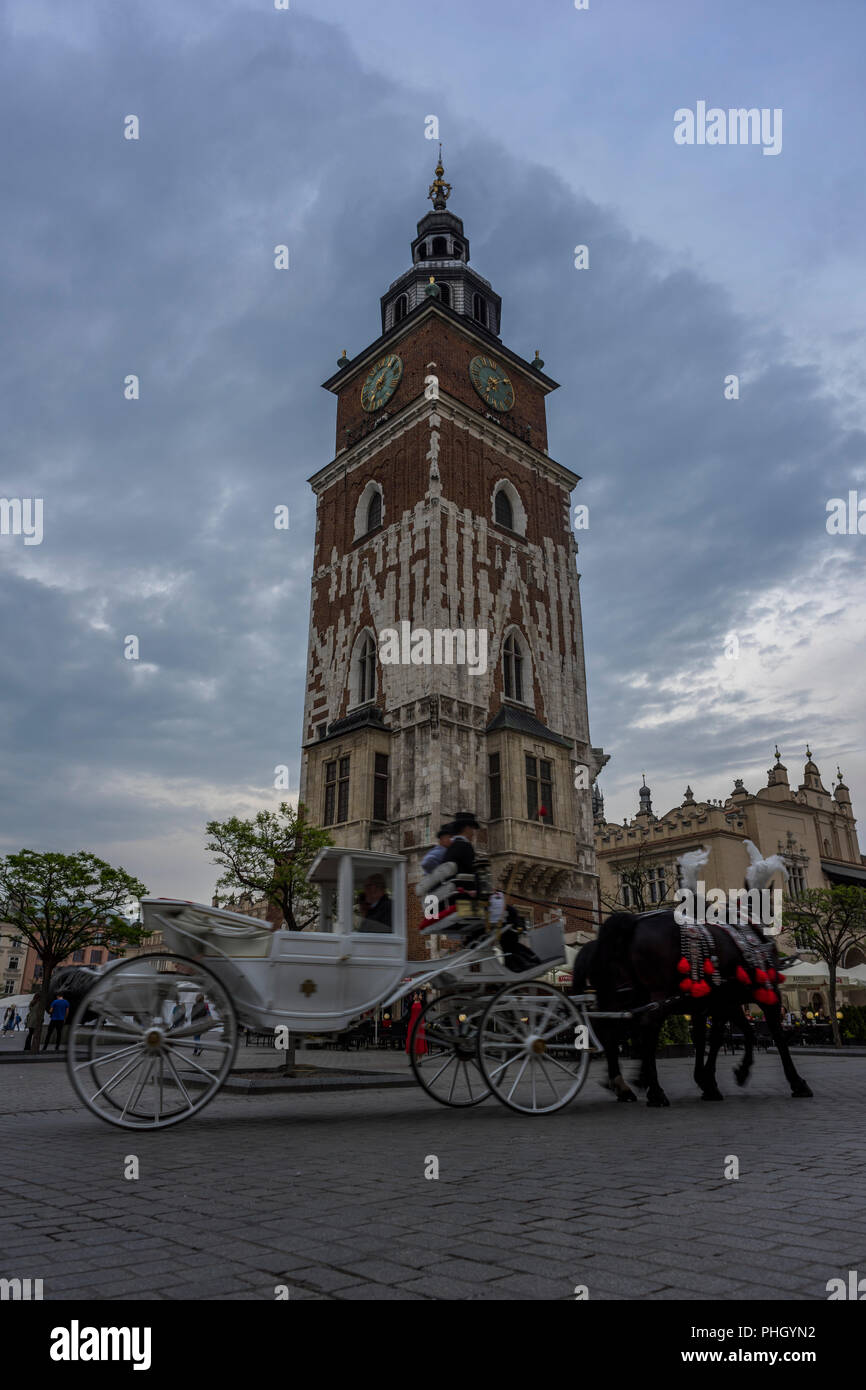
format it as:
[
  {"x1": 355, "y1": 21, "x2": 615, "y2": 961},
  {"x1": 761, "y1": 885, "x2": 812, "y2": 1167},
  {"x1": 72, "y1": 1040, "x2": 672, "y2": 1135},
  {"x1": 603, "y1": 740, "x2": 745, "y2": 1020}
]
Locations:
[{"x1": 299, "y1": 157, "x2": 606, "y2": 957}]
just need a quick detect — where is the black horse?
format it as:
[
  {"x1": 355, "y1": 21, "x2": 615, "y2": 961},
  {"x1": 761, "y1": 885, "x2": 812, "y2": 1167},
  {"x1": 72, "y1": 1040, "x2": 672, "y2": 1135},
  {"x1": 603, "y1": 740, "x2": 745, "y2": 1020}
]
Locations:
[{"x1": 573, "y1": 912, "x2": 812, "y2": 1106}]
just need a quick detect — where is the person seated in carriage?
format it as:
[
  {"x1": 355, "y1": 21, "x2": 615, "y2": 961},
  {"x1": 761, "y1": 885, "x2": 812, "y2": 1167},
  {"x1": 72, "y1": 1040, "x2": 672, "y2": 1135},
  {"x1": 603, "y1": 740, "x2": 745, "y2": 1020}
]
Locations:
[{"x1": 355, "y1": 873, "x2": 393, "y2": 932}]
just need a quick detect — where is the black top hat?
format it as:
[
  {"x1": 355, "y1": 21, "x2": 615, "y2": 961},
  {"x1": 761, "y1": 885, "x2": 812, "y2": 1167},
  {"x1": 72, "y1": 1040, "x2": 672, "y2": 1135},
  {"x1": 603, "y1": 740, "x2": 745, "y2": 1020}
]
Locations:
[{"x1": 452, "y1": 811, "x2": 481, "y2": 829}]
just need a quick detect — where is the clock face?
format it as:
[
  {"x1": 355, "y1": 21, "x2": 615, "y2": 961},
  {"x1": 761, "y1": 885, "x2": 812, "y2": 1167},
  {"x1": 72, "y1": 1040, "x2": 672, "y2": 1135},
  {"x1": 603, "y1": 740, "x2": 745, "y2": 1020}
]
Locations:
[
  {"x1": 469, "y1": 355, "x2": 515, "y2": 412},
  {"x1": 360, "y1": 354, "x2": 403, "y2": 412}
]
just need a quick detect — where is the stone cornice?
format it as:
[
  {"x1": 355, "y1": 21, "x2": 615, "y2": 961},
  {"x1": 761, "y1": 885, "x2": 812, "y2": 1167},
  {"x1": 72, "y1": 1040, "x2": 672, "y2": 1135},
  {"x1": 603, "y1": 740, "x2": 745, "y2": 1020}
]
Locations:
[
  {"x1": 320, "y1": 300, "x2": 560, "y2": 395},
  {"x1": 308, "y1": 392, "x2": 579, "y2": 494}
]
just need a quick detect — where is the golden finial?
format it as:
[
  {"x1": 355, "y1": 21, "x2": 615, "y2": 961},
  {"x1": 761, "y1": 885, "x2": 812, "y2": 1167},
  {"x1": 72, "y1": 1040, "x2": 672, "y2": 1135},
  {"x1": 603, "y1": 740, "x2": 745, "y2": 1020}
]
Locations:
[{"x1": 428, "y1": 145, "x2": 452, "y2": 210}]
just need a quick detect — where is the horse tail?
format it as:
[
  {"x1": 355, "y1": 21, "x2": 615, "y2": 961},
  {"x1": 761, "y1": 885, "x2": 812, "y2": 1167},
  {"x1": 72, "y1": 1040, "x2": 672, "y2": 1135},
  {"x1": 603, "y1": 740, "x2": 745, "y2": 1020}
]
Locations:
[
  {"x1": 571, "y1": 941, "x2": 596, "y2": 994},
  {"x1": 594, "y1": 911, "x2": 639, "y2": 996}
]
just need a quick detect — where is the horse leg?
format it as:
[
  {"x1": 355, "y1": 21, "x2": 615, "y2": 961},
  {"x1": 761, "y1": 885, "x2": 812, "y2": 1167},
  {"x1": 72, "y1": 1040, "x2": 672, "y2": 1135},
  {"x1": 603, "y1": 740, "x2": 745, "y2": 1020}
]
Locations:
[
  {"x1": 765, "y1": 1003, "x2": 813, "y2": 1097},
  {"x1": 692, "y1": 1011, "x2": 707, "y2": 1091},
  {"x1": 639, "y1": 1017, "x2": 669, "y2": 1107},
  {"x1": 599, "y1": 1023, "x2": 637, "y2": 1102},
  {"x1": 733, "y1": 1009, "x2": 754, "y2": 1087},
  {"x1": 699, "y1": 1009, "x2": 725, "y2": 1101}
]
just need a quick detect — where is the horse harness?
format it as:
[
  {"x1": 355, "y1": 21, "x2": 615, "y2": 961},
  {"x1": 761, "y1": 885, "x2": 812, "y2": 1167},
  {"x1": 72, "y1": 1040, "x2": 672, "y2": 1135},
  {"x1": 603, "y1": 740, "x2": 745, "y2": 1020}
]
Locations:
[{"x1": 677, "y1": 918, "x2": 784, "y2": 1007}]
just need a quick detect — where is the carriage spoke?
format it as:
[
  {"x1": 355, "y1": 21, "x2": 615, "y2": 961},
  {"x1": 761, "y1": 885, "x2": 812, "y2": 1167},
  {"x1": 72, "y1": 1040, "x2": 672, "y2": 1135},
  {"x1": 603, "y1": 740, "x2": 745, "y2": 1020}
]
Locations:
[
  {"x1": 88, "y1": 1051, "x2": 149, "y2": 1103},
  {"x1": 120, "y1": 1057, "x2": 155, "y2": 1120},
  {"x1": 71, "y1": 1041, "x2": 142, "y2": 1073},
  {"x1": 164, "y1": 1051, "x2": 195, "y2": 1111},
  {"x1": 167, "y1": 1049, "x2": 222, "y2": 1086},
  {"x1": 505, "y1": 1054, "x2": 530, "y2": 1101}
]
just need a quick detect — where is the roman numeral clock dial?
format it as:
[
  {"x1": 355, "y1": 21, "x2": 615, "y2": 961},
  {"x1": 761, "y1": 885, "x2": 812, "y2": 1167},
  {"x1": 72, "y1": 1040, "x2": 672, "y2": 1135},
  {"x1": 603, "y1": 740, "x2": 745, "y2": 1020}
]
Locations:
[
  {"x1": 469, "y1": 354, "x2": 515, "y2": 412},
  {"x1": 360, "y1": 353, "x2": 403, "y2": 412}
]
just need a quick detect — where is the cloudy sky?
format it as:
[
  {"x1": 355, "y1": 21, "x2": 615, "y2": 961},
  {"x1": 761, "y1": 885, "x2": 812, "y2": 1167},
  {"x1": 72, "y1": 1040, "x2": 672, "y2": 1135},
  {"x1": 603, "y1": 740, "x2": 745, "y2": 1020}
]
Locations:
[{"x1": 2, "y1": 0, "x2": 864, "y2": 902}]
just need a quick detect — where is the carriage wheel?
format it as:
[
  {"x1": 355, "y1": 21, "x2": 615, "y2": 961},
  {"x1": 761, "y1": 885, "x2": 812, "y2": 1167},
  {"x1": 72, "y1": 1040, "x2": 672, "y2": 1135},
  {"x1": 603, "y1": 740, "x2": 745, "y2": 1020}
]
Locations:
[
  {"x1": 66, "y1": 953, "x2": 238, "y2": 1130},
  {"x1": 478, "y1": 982, "x2": 589, "y2": 1114},
  {"x1": 409, "y1": 991, "x2": 491, "y2": 1107}
]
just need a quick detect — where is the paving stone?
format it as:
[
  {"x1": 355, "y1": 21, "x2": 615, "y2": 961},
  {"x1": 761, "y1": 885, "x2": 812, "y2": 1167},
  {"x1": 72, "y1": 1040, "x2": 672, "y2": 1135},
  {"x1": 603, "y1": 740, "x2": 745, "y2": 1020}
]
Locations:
[{"x1": 1, "y1": 1055, "x2": 863, "y2": 1301}]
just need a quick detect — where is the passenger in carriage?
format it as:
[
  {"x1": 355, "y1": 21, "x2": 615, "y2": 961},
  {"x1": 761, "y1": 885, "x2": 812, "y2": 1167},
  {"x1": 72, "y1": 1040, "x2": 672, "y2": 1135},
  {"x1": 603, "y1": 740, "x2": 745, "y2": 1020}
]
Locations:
[{"x1": 356, "y1": 874, "x2": 393, "y2": 932}]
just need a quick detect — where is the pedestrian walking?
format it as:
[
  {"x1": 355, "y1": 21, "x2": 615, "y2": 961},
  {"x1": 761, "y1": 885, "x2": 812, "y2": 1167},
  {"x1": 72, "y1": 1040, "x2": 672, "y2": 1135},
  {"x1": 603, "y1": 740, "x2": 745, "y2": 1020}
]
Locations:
[
  {"x1": 405, "y1": 995, "x2": 427, "y2": 1057},
  {"x1": 13, "y1": 1010, "x2": 22, "y2": 1031},
  {"x1": 191, "y1": 993, "x2": 210, "y2": 1055},
  {"x1": 23, "y1": 994, "x2": 44, "y2": 1052},
  {"x1": 41, "y1": 994, "x2": 70, "y2": 1051},
  {"x1": 2, "y1": 1005, "x2": 14, "y2": 1033}
]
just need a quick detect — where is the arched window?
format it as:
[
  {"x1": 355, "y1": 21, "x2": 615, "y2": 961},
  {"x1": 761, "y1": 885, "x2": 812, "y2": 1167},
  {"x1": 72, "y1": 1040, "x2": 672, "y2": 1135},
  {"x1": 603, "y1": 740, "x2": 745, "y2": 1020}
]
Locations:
[
  {"x1": 393, "y1": 295, "x2": 408, "y2": 324},
  {"x1": 438, "y1": 282, "x2": 451, "y2": 307},
  {"x1": 432, "y1": 236, "x2": 447, "y2": 256},
  {"x1": 494, "y1": 488, "x2": 513, "y2": 530},
  {"x1": 354, "y1": 481, "x2": 384, "y2": 541},
  {"x1": 491, "y1": 480, "x2": 527, "y2": 536},
  {"x1": 503, "y1": 632, "x2": 524, "y2": 703},
  {"x1": 472, "y1": 293, "x2": 486, "y2": 326},
  {"x1": 356, "y1": 632, "x2": 376, "y2": 705}
]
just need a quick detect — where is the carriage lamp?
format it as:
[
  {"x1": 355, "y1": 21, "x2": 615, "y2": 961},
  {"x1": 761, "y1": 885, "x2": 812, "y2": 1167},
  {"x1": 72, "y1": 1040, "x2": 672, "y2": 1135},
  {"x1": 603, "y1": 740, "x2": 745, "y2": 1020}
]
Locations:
[
  {"x1": 836, "y1": 1011, "x2": 843, "y2": 1019},
  {"x1": 806, "y1": 1011, "x2": 814, "y2": 1019}
]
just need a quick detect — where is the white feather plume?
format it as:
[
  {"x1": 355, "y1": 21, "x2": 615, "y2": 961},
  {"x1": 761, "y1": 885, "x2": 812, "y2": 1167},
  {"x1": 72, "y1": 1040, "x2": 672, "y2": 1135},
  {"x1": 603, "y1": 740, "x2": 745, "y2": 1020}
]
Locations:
[
  {"x1": 677, "y1": 848, "x2": 710, "y2": 896},
  {"x1": 743, "y1": 839, "x2": 789, "y2": 891}
]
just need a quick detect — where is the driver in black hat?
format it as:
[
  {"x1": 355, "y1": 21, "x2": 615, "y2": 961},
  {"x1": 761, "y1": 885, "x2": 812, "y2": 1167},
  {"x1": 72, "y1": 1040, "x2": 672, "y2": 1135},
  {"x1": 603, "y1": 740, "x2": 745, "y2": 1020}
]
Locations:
[{"x1": 443, "y1": 811, "x2": 481, "y2": 874}]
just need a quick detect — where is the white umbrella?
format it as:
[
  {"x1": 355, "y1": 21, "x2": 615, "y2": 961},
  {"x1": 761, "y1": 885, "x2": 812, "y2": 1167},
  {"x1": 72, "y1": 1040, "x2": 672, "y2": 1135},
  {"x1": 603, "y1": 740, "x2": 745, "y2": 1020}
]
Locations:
[{"x1": 779, "y1": 960, "x2": 859, "y2": 985}]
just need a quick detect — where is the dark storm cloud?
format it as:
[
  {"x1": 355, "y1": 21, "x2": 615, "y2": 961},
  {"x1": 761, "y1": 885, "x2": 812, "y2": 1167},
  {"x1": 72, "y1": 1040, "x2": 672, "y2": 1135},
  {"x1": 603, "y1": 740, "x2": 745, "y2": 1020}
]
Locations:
[{"x1": 0, "y1": 2, "x2": 860, "y2": 890}]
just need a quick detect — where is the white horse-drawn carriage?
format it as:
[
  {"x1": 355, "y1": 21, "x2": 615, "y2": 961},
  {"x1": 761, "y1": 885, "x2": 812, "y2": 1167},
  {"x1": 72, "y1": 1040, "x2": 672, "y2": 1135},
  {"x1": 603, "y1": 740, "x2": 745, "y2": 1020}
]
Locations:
[{"x1": 66, "y1": 847, "x2": 598, "y2": 1129}]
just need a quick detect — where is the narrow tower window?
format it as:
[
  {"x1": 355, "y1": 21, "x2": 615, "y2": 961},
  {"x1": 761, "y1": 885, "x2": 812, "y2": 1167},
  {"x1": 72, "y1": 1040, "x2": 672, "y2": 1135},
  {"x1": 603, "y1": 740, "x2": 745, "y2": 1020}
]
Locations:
[
  {"x1": 357, "y1": 632, "x2": 376, "y2": 704},
  {"x1": 393, "y1": 295, "x2": 408, "y2": 324},
  {"x1": 503, "y1": 633, "x2": 524, "y2": 703},
  {"x1": 494, "y1": 488, "x2": 513, "y2": 530},
  {"x1": 372, "y1": 753, "x2": 389, "y2": 821},
  {"x1": 488, "y1": 752, "x2": 502, "y2": 819},
  {"x1": 366, "y1": 489, "x2": 382, "y2": 532},
  {"x1": 472, "y1": 293, "x2": 486, "y2": 326},
  {"x1": 438, "y1": 282, "x2": 451, "y2": 307},
  {"x1": 432, "y1": 236, "x2": 447, "y2": 256}
]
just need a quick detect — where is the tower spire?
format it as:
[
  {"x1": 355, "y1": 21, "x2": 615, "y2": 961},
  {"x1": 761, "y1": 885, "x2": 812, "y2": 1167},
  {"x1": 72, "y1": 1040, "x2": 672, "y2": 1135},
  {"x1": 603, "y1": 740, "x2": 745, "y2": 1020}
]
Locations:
[{"x1": 428, "y1": 147, "x2": 452, "y2": 210}]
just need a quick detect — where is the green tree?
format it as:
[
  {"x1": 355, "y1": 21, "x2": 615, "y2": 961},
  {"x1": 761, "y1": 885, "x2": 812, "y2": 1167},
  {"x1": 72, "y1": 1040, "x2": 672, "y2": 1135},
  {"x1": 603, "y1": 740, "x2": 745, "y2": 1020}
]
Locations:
[
  {"x1": 0, "y1": 850, "x2": 148, "y2": 1044},
  {"x1": 205, "y1": 802, "x2": 331, "y2": 931},
  {"x1": 783, "y1": 885, "x2": 866, "y2": 1047}
]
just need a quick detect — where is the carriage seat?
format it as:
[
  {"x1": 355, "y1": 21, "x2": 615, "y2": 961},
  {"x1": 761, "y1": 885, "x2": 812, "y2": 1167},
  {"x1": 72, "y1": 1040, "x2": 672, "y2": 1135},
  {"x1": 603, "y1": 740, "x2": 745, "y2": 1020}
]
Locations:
[{"x1": 143, "y1": 900, "x2": 274, "y2": 959}]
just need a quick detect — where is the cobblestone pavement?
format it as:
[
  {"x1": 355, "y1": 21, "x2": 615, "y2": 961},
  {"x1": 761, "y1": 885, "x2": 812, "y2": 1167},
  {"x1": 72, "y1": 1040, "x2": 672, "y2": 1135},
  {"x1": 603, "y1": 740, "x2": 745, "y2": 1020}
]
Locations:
[{"x1": 2, "y1": 1053, "x2": 864, "y2": 1301}]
